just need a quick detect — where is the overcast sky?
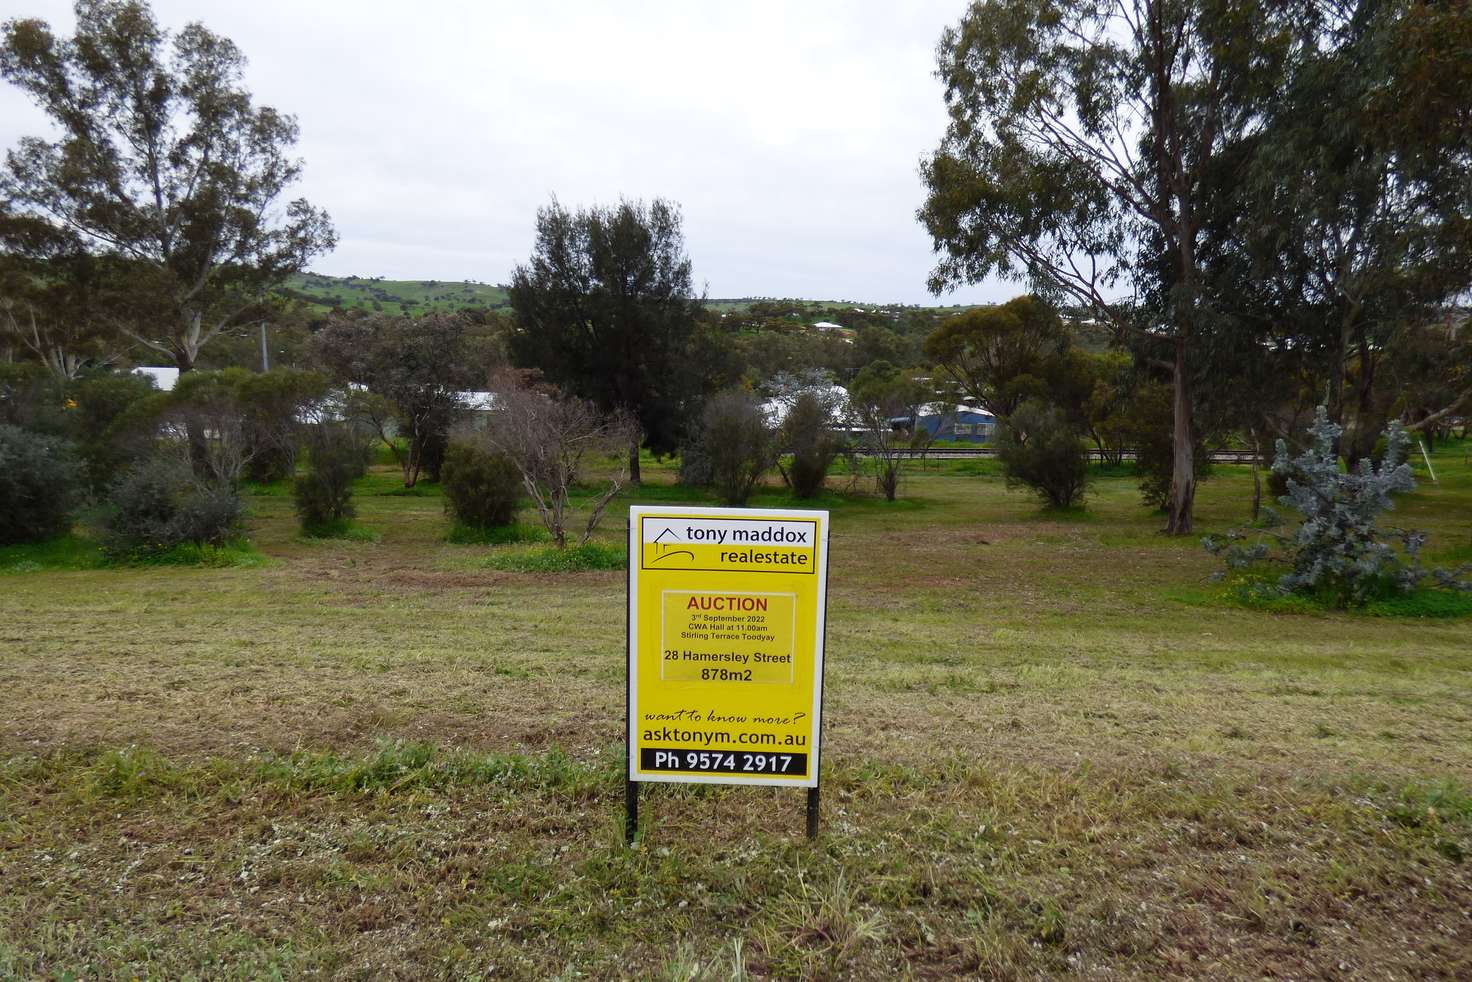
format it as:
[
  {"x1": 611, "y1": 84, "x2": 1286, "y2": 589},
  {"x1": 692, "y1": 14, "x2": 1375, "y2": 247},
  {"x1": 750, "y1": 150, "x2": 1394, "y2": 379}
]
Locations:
[{"x1": 0, "y1": 1, "x2": 1014, "y2": 305}]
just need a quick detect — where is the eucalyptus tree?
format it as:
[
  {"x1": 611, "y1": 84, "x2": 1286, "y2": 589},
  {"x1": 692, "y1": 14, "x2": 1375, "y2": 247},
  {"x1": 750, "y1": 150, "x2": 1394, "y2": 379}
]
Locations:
[
  {"x1": 922, "y1": 295, "x2": 1069, "y2": 421},
  {"x1": 919, "y1": 0, "x2": 1309, "y2": 533},
  {"x1": 0, "y1": 211, "x2": 123, "y2": 378},
  {"x1": 0, "y1": 0, "x2": 335, "y2": 373},
  {"x1": 1221, "y1": 0, "x2": 1472, "y2": 460}
]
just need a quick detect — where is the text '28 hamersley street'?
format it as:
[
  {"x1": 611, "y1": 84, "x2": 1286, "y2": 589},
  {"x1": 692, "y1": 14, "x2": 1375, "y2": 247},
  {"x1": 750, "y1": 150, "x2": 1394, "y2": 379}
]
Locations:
[{"x1": 627, "y1": 507, "x2": 830, "y2": 792}]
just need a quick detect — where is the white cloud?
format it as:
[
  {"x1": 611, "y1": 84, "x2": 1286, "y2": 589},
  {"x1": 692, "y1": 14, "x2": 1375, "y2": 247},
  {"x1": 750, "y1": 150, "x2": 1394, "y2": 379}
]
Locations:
[{"x1": 0, "y1": 0, "x2": 1017, "y2": 304}]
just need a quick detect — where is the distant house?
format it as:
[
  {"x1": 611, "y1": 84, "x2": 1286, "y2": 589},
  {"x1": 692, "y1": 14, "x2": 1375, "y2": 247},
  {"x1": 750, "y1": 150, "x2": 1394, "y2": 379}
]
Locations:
[
  {"x1": 812, "y1": 321, "x2": 844, "y2": 332},
  {"x1": 893, "y1": 403, "x2": 996, "y2": 442},
  {"x1": 132, "y1": 366, "x2": 179, "y2": 391},
  {"x1": 761, "y1": 384, "x2": 857, "y2": 433}
]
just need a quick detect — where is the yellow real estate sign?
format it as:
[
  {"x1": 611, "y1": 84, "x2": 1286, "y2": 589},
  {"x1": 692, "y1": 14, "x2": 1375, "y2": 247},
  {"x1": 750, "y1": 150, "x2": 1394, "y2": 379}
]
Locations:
[{"x1": 627, "y1": 505, "x2": 830, "y2": 787}]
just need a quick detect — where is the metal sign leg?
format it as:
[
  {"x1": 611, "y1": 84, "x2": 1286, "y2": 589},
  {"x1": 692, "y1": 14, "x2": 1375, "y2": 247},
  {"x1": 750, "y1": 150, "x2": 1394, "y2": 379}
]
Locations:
[
  {"x1": 625, "y1": 777, "x2": 639, "y2": 844},
  {"x1": 806, "y1": 786, "x2": 819, "y2": 839}
]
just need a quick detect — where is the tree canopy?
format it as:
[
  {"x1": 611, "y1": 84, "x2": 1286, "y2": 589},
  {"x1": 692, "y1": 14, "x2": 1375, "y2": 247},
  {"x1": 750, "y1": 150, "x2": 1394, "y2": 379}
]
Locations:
[
  {"x1": 920, "y1": 0, "x2": 1309, "y2": 533},
  {"x1": 923, "y1": 295, "x2": 1068, "y2": 421},
  {"x1": 508, "y1": 197, "x2": 704, "y2": 481},
  {"x1": 0, "y1": 0, "x2": 335, "y2": 371}
]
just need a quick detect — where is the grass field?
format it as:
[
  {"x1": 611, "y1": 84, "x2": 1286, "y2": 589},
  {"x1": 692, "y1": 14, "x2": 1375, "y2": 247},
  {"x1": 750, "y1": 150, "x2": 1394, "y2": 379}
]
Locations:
[{"x1": 2, "y1": 444, "x2": 1471, "y2": 979}]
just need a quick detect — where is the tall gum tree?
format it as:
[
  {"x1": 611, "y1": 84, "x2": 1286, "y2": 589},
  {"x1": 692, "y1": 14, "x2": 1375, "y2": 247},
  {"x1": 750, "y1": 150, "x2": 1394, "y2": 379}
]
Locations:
[
  {"x1": 0, "y1": 0, "x2": 335, "y2": 373},
  {"x1": 1221, "y1": 0, "x2": 1472, "y2": 461},
  {"x1": 919, "y1": 0, "x2": 1307, "y2": 533}
]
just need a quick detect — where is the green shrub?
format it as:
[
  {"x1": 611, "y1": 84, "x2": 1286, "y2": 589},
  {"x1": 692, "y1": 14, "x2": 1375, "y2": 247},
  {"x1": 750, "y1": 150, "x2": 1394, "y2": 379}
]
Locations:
[
  {"x1": 701, "y1": 389, "x2": 777, "y2": 506},
  {"x1": 441, "y1": 441, "x2": 521, "y2": 530},
  {"x1": 995, "y1": 399, "x2": 1089, "y2": 509},
  {"x1": 67, "y1": 372, "x2": 160, "y2": 489},
  {"x1": 781, "y1": 391, "x2": 842, "y2": 499},
  {"x1": 293, "y1": 424, "x2": 369, "y2": 535},
  {"x1": 98, "y1": 456, "x2": 244, "y2": 559},
  {"x1": 0, "y1": 424, "x2": 84, "y2": 544}
]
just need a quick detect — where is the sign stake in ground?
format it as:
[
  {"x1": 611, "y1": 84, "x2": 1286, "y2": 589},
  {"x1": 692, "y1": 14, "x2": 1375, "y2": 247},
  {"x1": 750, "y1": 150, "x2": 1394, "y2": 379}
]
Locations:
[{"x1": 626, "y1": 505, "x2": 831, "y2": 842}]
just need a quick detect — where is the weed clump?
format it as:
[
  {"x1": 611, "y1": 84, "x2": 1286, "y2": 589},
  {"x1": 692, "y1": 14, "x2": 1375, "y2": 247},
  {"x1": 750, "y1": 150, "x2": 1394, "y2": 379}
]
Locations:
[{"x1": 481, "y1": 543, "x2": 625, "y2": 572}]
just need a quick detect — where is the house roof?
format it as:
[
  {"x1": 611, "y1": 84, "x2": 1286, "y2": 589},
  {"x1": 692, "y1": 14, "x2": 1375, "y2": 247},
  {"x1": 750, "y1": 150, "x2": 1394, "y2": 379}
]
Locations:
[
  {"x1": 459, "y1": 390, "x2": 497, "y2": 411},
  {"x1": 761, "y1": 384, "x2": 852, "y2": 427},
  {"x1": 917, "y1": 402, "x2": 994, "y2": 420}
]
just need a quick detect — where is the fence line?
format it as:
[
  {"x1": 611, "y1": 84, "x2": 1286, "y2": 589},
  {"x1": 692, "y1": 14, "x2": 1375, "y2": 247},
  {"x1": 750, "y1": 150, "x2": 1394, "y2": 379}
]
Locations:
[{"x1": 852, "y1": 447, "x2": 1260, "y2": 464}]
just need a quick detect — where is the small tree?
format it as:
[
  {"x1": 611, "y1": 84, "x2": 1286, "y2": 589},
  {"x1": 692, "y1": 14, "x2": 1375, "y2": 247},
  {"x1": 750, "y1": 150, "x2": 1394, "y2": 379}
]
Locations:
[
  {"x1": 509, "y1": 197, "x2": 704, "y2": 482},
  {"x1": 995, "y1": 399, "x2": 1089, "y2": 509},
  {"x1": 922, "y1": 296, "x2": 1068, "y2": 420},
  {"x1": 780, "y1": 390, "x2": 842, "y2": 499},
  {"x1": 481, "y1": 377, "x2": 636, "y2": 548},
  {"x1": 67, "y1": 371, "x2": 159, "y2": 490},
  {"x1": 848, "y1": 360, "x2": 927, "y2": 501},
  {"x1": 238, "y1": 369, "x2": 329, "y2": 483},
  {"x1": 702, "y1": 389, "x2": 778, "y2": 507},
  {"x1": 310, "y1": 313, "x2": 476, "y2": 487},
  {"x1": 1205, "y1": 408, "x2": 1471, "y2": 606},
  {"x1": 292, "y1": 424, "x2": 368, "y2": 536},
  {"x1": 441, "y1": 440, "x2": 520, "y2": 531},
  {"x1": 0, "y1": 423, "x2": 82, "y2": 544}
]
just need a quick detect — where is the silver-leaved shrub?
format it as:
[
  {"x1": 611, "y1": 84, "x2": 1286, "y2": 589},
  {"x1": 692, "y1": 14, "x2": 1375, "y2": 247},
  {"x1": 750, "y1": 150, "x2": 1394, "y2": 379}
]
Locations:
[{"x1": 1204, "y1": 407, "x2": 1468, "y2": 606}]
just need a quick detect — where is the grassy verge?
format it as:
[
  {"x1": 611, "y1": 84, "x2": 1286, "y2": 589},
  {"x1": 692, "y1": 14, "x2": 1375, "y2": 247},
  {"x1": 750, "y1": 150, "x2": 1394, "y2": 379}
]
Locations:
[{"x1": 1, "y1": 744, "x2": 1467, "y2": 978}]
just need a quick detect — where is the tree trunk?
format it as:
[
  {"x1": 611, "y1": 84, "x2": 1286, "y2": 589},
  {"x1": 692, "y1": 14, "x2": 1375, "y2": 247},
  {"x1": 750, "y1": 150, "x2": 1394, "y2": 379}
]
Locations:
[
  {"x1": 1344, "y1": 334, "x2": 1380, "y2": 464},
  {"x1": 1249, "y1": 427, "x2": 1262, "y2": 521},
  {"x1": 175, "y1": 350, "x2": 212, "y2": 478},
  {"x1": 628, "y1": 440, "x2": 641, "y2": 485},
  {"x1": 1164, "y1": 339, "x2": 1195, "y2": 535}
]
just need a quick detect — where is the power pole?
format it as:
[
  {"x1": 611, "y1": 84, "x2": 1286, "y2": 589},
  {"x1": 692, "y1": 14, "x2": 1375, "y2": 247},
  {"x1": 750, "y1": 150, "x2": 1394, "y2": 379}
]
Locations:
[{"x1": 259, "y1": 322, "x2": 269, "y2": 372}]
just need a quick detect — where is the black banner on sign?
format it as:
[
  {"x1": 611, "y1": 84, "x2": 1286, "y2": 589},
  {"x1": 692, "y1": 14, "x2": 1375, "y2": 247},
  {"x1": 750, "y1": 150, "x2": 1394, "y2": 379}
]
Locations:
[{"x1": 640, "y1": 748, "x2": 809, "y2": 777}]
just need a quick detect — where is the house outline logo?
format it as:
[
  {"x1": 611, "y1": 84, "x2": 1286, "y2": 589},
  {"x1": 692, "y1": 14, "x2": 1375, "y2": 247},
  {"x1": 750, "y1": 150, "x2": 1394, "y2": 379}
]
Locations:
[{"x1": 649, "y1": 526, "x2": 694, "y2": 565}]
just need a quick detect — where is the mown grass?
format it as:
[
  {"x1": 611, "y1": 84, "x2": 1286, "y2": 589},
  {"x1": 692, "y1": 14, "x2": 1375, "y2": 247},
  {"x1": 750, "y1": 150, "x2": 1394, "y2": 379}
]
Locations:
[
  {"x1": 300, "y1": 520, "x2": 383, "y2": 543},
  {"x1": 445, "y1": 521, "x2": 551, "y2": 545},
  {"x1": 1, "y1": 441, "x2": 1470, "y2": 977}
]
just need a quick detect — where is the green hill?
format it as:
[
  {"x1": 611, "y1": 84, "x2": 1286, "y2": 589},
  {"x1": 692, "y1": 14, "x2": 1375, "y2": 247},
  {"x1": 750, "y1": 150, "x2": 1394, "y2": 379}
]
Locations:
[
  {"x1": 278, "y1": 273, "x2": 511, "y2": 316},
  {"x1": 279, "y1": 273, "x2": 985, "y2": 322}
]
